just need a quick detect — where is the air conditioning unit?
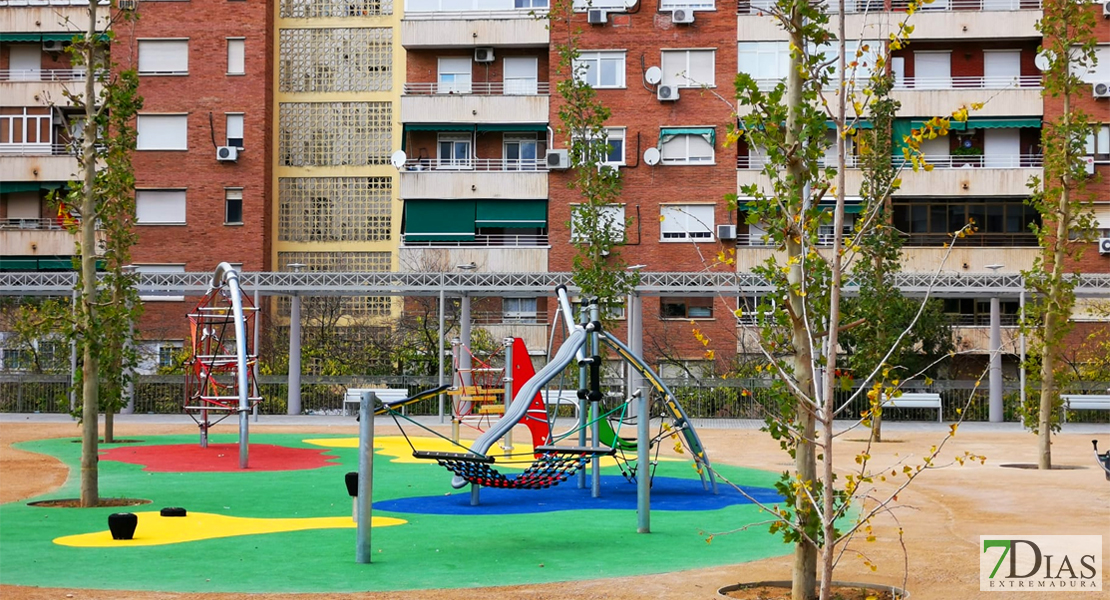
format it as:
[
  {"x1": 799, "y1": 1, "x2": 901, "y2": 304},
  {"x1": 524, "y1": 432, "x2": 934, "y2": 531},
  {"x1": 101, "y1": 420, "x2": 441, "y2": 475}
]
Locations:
[
  {"x1": 546, "y1": 149, "x2": 569, "y2": 170},
  {"x1": 1100, "y1": 237, "x2": 1110, "y2": 256},
  {"x1": 118, "y1": 0, "x2": 137, "y2": 10},
  {"x1": 1093, "y1": 81, "x2": 1110, "y2": 98},
  {"x1": 587, "y1": 8, "x2": 607, "y2": 24},
  {"x1": 1103, "y1": 0, "x2": 1109, "y2": 17},
  {"x1": 716, "y1": 224, "x2": 737, "y2": 240},
  {"x1": 657, "y1": 84, "x2": 680, "y2": 101},
  {"x1": 474, "y1": 47, "x2": 494, "y2": 63},
  {"x1": 671, "y1": 8, "x2": 695, "y2": 24},
  {"x1": 216, "y1": 146, "x2": 239, "y2": 162},
  {"x1": 42, "y1": 40, "x2": 66, "y2": 52}
]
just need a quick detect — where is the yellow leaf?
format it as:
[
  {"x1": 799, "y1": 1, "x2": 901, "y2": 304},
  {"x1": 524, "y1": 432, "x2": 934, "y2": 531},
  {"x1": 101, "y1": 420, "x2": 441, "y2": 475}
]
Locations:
[{"x1": 659, "y1": 215, "x2": 666, "y2": 222}]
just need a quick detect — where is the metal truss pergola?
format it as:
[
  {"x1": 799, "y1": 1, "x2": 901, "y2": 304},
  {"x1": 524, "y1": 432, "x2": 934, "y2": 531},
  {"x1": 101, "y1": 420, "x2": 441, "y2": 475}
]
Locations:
[{"x1": 3, "y1": 271, "x2": 1110, "y2": 298}]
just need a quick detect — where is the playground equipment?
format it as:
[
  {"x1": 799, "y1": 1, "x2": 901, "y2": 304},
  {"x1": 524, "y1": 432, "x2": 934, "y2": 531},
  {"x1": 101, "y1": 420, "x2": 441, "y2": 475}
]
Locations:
[
  {"x1": 1094, "y1": 440, "x2": 1110, "y2": 481},
  {"x1": 377, "y1": 285, "x2": 717, "y2": 507},
  {"x1": 184, "y1": 263, "x2": 261, "y2": 468}
]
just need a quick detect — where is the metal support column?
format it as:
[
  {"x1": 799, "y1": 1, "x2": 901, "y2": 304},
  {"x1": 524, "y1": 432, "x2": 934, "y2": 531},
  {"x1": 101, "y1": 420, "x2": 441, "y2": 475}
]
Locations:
[
  {"x1": 989, "y1": 296, "x2": 1003, "y2": 423},
  {"x1": 69, "y1": 289, "x2": 77, "y2": 415},
  {"x1": 253, "y1": 290, "x2": 261, "y2": 423},
  {"x1": 437, "y1": 289, "x2": 446, "y2": 423},
  {"x1": 627, "y1": 292, "x2": 643, "y2": 417},
  {"x1": 355, "y1": 391, "x2": 376, "y2": 563},
  {"x1": 636, "y1": 389, "x2": 650, "y2": 533},
  {"x1": 588, "y1": 299, "x2": 602, "y2": 499},
  {"x1": 1019, "y1": 289, "x2": 1026, "y2": 412},
  {"x1": 288, "y1": 291, "x2": 303, "y2": 416},
  {"x1": 502, "y1": 337, "x2": 514, "y2": 452}
]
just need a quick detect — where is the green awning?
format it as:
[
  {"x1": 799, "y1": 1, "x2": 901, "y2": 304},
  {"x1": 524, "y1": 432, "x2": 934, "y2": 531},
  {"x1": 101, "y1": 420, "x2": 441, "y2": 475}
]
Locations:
[
  {"x1": 37, "y1": 259, "x2": 77, "y2": 270},
  {"x1": 909, "y1": 119, "x2": 967, "y2": 132},
  {"x1": 0, "y1": 33, "x2": 74, "y2": 42},
  {"x1": 0, "y1": 259, "x2": 39, "y2": 271},
  {"x1": 475, "y1": 124, "x2": 548, "y2": 132},
  {"x1": 0, "y1": 181, "x2": 65, "y2": 194},
  {"x1": 404, "y1": 199, "x2": 475, "y2": 241},
  {"x1": 475, "y1": 199, "x2": 547, "y2": 228},
  {"x1": 660, "y1": 127, "x2": 715, "y2": 147},
  {"x1": 404, "y1": 124, "x2": 475, "y2": 132},
  {"x1": 819, "y1": 197, "x2": 864, "y2": 214},
  {"x1": 826, "y1": 120, "x2": 873, "y2": 130},
  {"x1": 967, "y1": 118, "x2": 1042, "y2": 129},
  {"x1": 0, "y1": 257, "x2": 91, "y2": 271}
]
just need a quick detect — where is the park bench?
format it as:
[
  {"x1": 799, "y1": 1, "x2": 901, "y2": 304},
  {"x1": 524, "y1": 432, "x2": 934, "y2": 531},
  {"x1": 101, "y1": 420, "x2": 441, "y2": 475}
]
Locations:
[
  {"x1": 344, "y1": 388, "x2": 410, "y2": 416},
  {"x1": 881, "y1": 392, "x2": 943, "y2": 423},
  {"x1": 1060, "y1": 394, "x2": 1110, "y2": 423}
]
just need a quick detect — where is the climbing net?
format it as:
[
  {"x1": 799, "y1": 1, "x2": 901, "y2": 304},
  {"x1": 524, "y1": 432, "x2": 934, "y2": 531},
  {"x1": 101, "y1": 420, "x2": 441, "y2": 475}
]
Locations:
[{"x1": 449, "y1": 341, "x2": 509, "y2": 430}]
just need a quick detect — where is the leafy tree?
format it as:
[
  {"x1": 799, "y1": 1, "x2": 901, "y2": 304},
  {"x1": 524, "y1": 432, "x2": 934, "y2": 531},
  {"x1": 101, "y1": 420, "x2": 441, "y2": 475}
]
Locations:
[
  {"x1": 1020, "y1": 0, "x2": 1100, "y2": 469},
  {"x1": 51, "y1": 2, "x2": 143, "y2": 506}
]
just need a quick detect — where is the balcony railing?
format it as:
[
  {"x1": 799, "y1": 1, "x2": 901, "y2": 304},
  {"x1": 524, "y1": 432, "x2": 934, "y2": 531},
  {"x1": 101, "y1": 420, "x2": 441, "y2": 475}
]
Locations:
[
  {"x1": 0, "y1": 0, "x2": 109, "y2": 5},
  {"x1": 404, "y1": 0, "x2": 548, "y2": 18},
  {"x1": 402, "y1": 157, "x2": 548, "y2": 172},
  {"x1": 403, "y1": 81, "x2": 550, "y2": 95},
  {"x1": 738, "y1": 154, "x2": 1043, "y2": 170},
  {"x1": 904, "y1": 154, "x2": 1043, "y2": 169},
  {"x1": 402, "y1": 233, "x2": 549, "y2": 247},
  {"x1": 1, "y1": 218, "x2": 68, "y2": 231},
  {"x1": 0, "y1": 143, "x2": 78, "y2": 156},
  {"x1": 893, "y1": 75, "x2": 1042, "y2": 90},
  {"x1": 0, "y1": 69, "x2": 97, "y2": 82},
  {"x1": 949, "y1": 314, "x2": 1019, "y2": 326},
  {"x1": 737, "y1": 232, "x2": 857, "y2": 247},
  {"x1": 902, "y1": 232, "x2": 1038, "y2": 247},
  {"x1": 739, "y1": 0, "x2": 1040, "y2": 13}
]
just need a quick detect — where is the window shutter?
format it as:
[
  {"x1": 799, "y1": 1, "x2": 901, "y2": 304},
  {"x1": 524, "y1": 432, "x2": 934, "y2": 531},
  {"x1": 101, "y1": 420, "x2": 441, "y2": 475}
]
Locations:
[
  {"x1": 227, "y1": 39, "x2": 245, "y2": 75},
  {"x1": 137, "y1": 115, "x2": 188, "y2": 150},
  {"x1": 138, "y1": 40, "x2": 188, "y2": 74},
  {"x1": 136, "y1": 190, "x2": 187, "y2": 224}
]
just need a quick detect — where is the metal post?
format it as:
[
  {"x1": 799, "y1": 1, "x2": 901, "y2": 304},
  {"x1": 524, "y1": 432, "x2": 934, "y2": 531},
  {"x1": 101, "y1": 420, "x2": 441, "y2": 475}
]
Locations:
[
  {"x1": 69, "y1": 289, "x2": 77, "y2": 415},
  {"x1": 288, "y1": 292, "x2": 303, "y2": 416},
  {"x1": 355, "y1": 391, "x2": 376, "y2": 563},
  {"x1": 438, "y1": 289, "x2": 446, "y2": 423},
  {"x1": 989, "y1": 296, "x2": 1003, "y2": 423},
  {"x1": 627, "y1": 292, "x2": 643, "y2": 417},
  {"x1": 450, "y1": 338, "x2": 461, "y2": 442},
  {"x1": 459, "y1": 292, "x2": 472, "y2": 388},
  {"x1": 577, "y1": 301, "x2": 589, "y2": 489},
  {"x1": 1019, "y1": 288, "x2": 1026, "y2": 412},
  {"x1": 636, "y1": 388, "x2": 649, "y2": 533},
  {"x1": 253, "y1": 289, "x2": 261, "y2": 423},
  {"x1": 502, "y1": 337, "x2": 514, "y2": 452},
  {"x1": 589, "y1": 300, "x2": 601, "y2": 499},
  {"x1": 122, "y1": 264, "x2": 136, "y2": 414}
]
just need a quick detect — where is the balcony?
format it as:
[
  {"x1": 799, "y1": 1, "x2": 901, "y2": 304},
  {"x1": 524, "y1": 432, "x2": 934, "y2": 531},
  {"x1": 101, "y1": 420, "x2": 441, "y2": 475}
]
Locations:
[
  {"x1": 401, "y1": 232, "x2": 549, "y2": 247},
  {"x1": 738, "y1": 0, "x2": 1041, "y2": 42},
  {"x1": 0, "y1": 4, "x2": 110, "y2": 36},
  {"x1": 401, "y1": 1, "x2": 549, "y2": 48},
  {"x1": 401, "y1": 86, "x2": 549, "y2": 124},
  {"x1": 0, "y1": 69, "x2": 101, "y2": 107},
  {"x1": 0, "y1": 143, "x2": 81, "y2": 181},
  {"x1": 737, "y1": 154, "x2": 1041, "y2": 196},
  {"x1": 401, "y1": 158, "x2": 548, "y2": 200},
  {"x1": 892, "y1": 76, "x2": 1043, "y2": 117},
  {"x1": 732, "y1": 242, "x2": 1041, "y2": 273},
  {"x1": 398, "y1": 246, "x2": 548, "y2": 272},
  {"x1": 0, "y1": 219, "x2": 93, "y2": 257}
]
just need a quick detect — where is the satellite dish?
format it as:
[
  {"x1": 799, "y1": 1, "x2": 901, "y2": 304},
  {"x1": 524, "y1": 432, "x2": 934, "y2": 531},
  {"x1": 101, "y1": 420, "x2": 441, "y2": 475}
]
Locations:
[
  {"x1": 1034, "y1": 50, "x2": 1055, "y2": 72},
  {"x1": 645, "y1": 66, "x2": 662, "y2": 85},
  {"x1": 643, "y1": 147, "x2": 661, "y2": 166},
  {"x1": 390, "y1": 150, "x2": 408, "y2": 169}
]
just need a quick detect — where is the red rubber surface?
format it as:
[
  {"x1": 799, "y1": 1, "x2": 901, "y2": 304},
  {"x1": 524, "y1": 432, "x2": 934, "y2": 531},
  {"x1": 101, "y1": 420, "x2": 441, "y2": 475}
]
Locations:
[{"x1": 99, "y1": 443, "x2": 339, "y2": 472}]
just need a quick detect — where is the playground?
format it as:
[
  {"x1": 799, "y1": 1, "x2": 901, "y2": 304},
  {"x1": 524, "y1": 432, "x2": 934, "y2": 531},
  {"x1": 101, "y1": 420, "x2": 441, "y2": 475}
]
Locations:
[{"x1": 1, "y1": 416, "x2": 1108, "y2": 600}]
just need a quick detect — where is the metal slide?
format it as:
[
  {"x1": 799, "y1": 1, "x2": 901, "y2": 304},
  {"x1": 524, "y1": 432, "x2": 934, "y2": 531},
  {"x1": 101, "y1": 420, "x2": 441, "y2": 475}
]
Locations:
[
  {"x1": 450, "y1": 328, "x2": 589, "y2": 489},
  {"x1": 601, "y1": 332, "x2": 718, "y2": 494}
]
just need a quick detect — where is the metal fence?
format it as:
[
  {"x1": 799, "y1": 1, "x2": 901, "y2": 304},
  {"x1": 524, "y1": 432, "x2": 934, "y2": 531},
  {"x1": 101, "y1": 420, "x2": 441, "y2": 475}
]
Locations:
[{"x1": 2, "y1": 374, "x2": 1107, "y2": 425}]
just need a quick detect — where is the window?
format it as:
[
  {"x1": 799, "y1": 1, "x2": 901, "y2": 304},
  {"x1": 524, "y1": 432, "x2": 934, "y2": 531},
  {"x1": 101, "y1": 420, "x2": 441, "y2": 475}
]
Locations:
[
  {"x1": 158, "y1": 343, "x2": 181, "y2": 369},
  {"x1": 516, "y1": 0, "x2": 549, "y2": 6},
  {"x1": 503, "y1": 298, "x2": 538, "y2": 322},
  {"x1": 503, "y1": 133, "x2": 543, "y2": 170},
  {"x1": 227, "y1": 38, "x2": 245, "y2": 75},
  {"x1": 813, "y1": 40, "x2": 878, "y2": 86},
  {"x1": 913, "y1": 51, "x2": 952, "y2": 89},
  {"x1": 138, "y1": 39, "x2": 188, "y2": 75},
  {"x1": 1086, "y1": 124, "x2": 1110, "y2": 163},
  {"x1": 661, "y1": 49, "x2": 715, "y2": 88},
  {"x1": 0, "y1": 107, "x2": 52, "y2": 148},
  {"x1": 660, "y1": 127, "x2": 715, "y2": 164},
  {"x1": 572, "y1": 0, "x2": 628, "y2": 8},
  {"x1": 660, "y1": 204, "x2": 714, "y2": 241},
  {"x1": 438, "y1": 57, "x2": 472, "y2": 94},
  {"x1": 135, "y1": 264, "x2": 186, "y2": 302},
  {"x1": 226, "y1": 113, "x2": 244, "y2": 147},
  {"x1": 574, "y1": 127, "x2": 626, "y2": 165},
  {"x1": 225, "y1": 188, "x2": 243, "y2": 224},
  {"x1": 571, "y1": 203, "x2": 625, "y2": 242},
  {"x1": 736, "y1": 295, "x2": 776, "y2": 325},
  {"x1": 1071, "y1": 44, "x2": 1109, "y2": 84},
  {"x1": 504, "y1": 57, "x2": 539, "y2": 95},
  {"x1": 942, "y1": 299, "x2": 1020, "y2": 327},
  {"x1": 137, "y1": 115, "x2": 188, "y2": 150},
  {"x1": 892, "y1": 198, "x2": 1040, "y2": 245},
  {"x1": 737, "y1": 42, "x2": 790, "y2": 88},
  {"x1": 437, "y1": 133, "x2": 472, "y2": 168},
  {"x1": 575, "y1": 51, "x2": 626, "y2": 89},
  {"x1": 135, "y1": 190, "x2": 186, "y2": 224},
  {"x1": 660, "y1": 297, "x2": 714, "y2": 319}
]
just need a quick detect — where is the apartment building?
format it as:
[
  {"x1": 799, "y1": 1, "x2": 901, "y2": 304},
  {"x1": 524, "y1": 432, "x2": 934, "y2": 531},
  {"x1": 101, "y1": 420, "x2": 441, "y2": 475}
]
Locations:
[{"x1": 272, "y1": 0, "x2": 404, "y2": 327}]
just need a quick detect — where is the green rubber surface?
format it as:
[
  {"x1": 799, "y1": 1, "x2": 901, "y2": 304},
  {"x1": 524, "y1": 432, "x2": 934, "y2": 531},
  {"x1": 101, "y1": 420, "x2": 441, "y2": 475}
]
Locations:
[{"x1": 0, "y1": 433, "x2": 790, "y2": 593}]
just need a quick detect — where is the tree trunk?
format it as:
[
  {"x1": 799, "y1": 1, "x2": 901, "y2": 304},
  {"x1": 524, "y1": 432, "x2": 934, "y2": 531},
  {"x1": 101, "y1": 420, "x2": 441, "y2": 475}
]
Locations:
[
  {"x1": 104, "y1": 410, "x2": 114, "y2": 444},
  {"x1": 78, "y1": 0, "x2": 100, "y2": 508},
  {"x1": 786, "y1": 6, "x2": 817, "y2": 596},
  {"x1": 1038, "y1": 89, "x2": 1072, "y2": 470}
]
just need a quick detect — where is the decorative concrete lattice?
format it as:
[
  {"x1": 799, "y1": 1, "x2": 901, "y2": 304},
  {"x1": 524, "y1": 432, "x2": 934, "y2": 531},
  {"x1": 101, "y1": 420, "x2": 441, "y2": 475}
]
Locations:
[
  {"x1": 279, "y1": 102, "x2": 392, "y2": 167},
  {"x1": 278, "y1": 177, "x2": 392, "y2": 243},
  {"x1": 279, "y1": 28, "x2": 392, "y2": 93},
  {"x1": 279, "y1": 0, "x2": 392, "y2": 18},
  {"x1": 276, "y1": 252, "x2": 392, "y2": 317}
]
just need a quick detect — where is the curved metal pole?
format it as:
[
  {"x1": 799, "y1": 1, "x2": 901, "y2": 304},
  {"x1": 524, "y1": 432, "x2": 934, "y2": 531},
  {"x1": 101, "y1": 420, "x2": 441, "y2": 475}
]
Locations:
[{"x1": 213, "y1": 262, "x2": 251, "y2": 469}]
